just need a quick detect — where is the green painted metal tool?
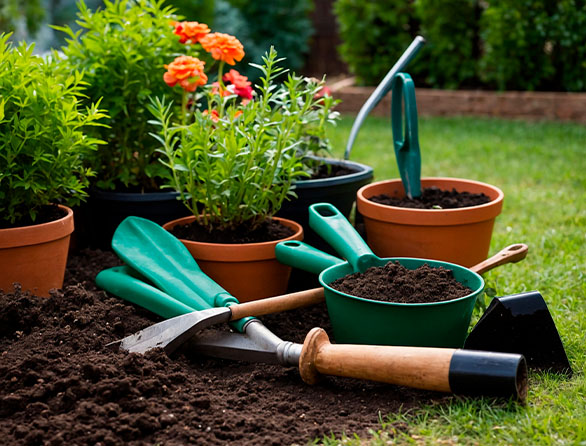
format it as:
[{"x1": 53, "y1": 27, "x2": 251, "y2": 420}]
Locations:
[{"x1": 391, "y1": 72, "x2": 422, "y2": 198}]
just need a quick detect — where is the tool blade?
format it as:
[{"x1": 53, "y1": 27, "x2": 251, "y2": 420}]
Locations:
[{"x1": 116, "y1": 307, "x2": 232, "y2": 354}]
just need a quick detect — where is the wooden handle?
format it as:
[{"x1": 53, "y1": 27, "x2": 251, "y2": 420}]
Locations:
[
  {"x1": 229, "y1": 287, "x2": 325, "y2": 320},
  {"x1": 298, "y1": 328, "x2": 454, "y2": 392},
  {"x1": 470, "y1": 243, "x2": 529, "y2": 275},
  {"x1": 297, "y1": 328, "x2": 528, "y2": 400}
]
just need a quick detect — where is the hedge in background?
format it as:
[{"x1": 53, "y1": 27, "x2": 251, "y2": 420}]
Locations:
[
  {"x1": 334, "y1": 0, "x2": 586, "y2": 92},
  {"x1": 334, "y1": 0, "x2": 415, "y2": 86},
  {"x1": 415, "y1": 0, "x2": 479, "y2": 89},
  {"x1": 214, "y1": 0, "x2": 313, "y2": 80}
]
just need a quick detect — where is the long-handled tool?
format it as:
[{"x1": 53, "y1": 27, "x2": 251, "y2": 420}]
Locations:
[
  {"x1": 344, "y1": 36, "x2": 426, "y2": 160},
  {"x1": 98, "y1": 227, "x2": 527, "y2": 400}
]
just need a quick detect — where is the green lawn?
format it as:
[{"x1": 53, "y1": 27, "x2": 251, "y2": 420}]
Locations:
[{"x1": 319, "y1": 115, "x2": 586, "y2": 445}]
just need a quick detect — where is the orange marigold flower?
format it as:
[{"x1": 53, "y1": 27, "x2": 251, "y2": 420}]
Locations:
[
  {"x1": 200, "y1": 33, "x2": 245, "y2": 65},
  {"x1": 164, "y1": 56, "x2": 208, "y2": 92},
  {"x1": 203, "y1": 109, "x2": 220, "y2": 123},
  {"x1": 211, "y1": 81, "x2": 231, "y2": 97},
  {"x1": 172, "y1": 21, "x2": 210, "y2": 44}
]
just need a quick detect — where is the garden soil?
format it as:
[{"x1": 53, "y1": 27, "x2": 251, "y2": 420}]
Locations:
[
  {"x1": 0, "y1": 249, "x2": 449, "y2": 446},
  {"x1": 369, "y1": 186, "x2": 491, "y2": 209},
  {"x1": 329, "y1": 261, "x2": 472, "y2": 304}
]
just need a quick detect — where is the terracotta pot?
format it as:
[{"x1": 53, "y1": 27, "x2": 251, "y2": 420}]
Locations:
[
  {"x1": 162, "y1": 216, "x2": 303, "y2": 302},
  {"x1": 356, "y1": 178, "x2": 504, "y2": 267},
  {"x1": 0, "y1": 205, "x2": 74, "y2": 297}
]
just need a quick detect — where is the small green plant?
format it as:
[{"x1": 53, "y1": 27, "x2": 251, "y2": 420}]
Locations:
[
  {"x1": 54, "y1": 0, "x2": 186, "y2": 191},
  {"x1": 0, "y1": 34, "x2": 106, "y2": 226},
  {"x1": 149, "y1": 45, "x2": 338, "y2": 232}
]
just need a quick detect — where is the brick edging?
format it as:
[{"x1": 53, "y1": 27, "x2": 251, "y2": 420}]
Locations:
[{"x1": 333, "y1": 86, "x2": 586, "y2": 123}]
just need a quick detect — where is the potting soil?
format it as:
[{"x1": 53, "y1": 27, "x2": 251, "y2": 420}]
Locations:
[
  {"x1": 369, "y1": 186, "x2": 490, "y2": 209},
  {"x1": 329, "y1": 261, "x2": 472, "y2": 303},
  {"x1": 0, "y1": 249, "x2": 445, "y2": 446},
  {"x1": 170, "y1": 219, "x2": 295, "y2": 244},
  {"x1": 308, "y1": 163, "x2": 358, "y2": 180}
]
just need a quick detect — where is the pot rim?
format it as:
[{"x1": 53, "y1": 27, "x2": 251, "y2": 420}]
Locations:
[
  {"x1": 162, "y1": 216, "x2": 304, "y2": 261},
  {"x1": 357, "y1": 177, "x2": 504, "y2": 226},
  {"x1": 319, "y1": 256, "x2": 484, "y2": 307},
  {"x1": 0, "y1": 204, "x2": 74, "y2": 249},
  {"x1": 294, "y1": 157, "x2": 374, "y2": 189}
]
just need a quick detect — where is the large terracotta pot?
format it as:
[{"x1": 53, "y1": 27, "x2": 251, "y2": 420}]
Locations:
[
  {"x1": 0, "y1": 205, "x2": 74, "y2": 297},
  {"x1": 356, "y1": 177, "x2": 504, "y2": 267},
  {"x1": 162, "y1": 216, "x2": 303, "y2": 302}
]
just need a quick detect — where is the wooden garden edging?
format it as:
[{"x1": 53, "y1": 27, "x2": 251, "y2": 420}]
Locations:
[{"x1": 332, "y1": 84, "x2": 586, "y2": 123}]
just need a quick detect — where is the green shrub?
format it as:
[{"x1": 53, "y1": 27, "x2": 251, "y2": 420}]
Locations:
[
  {"x1": 0, "y1": 35, "x2": 106, "y2": 225},
  {"x1": 0, "y1": 0, "x2": 45, "y2": 37},
  {"x1": 149, "y1": 48, "x2": 337, "y2": 231},
  {"x1": 479, "y1": 0, "x2": 556, "y2": 91},
  {"x1": 334, "y1": 0, "x2": 416, "y2": 85},
  {"x1": 214, "y1": 0, "x2": 313, "y2": 80},
  {"x1": 54, "y1": 0, "x2": 185, "y2": 191},
  {"x1": 414, "y1": 0, "x2": 479, "y2": 89}
]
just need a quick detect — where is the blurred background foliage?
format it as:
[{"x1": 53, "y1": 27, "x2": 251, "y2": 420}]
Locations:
[{"x1": 1, "y1": 0, "x2": 585, "y2": 91}]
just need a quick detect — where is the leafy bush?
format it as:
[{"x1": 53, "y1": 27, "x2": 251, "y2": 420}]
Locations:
[
  {"x1": 414, "y1": 0, "x2": 479, "y2": 89},
  {"x1": 334, "y1": 0, "x2": 416, "y2": 85},
  {"x1": 479, "y1": 0, "x2": 556, "y2": 91},
  {"x1": 0, "y1": 35, "x2": 105, "y2": 225},
  {"x1": 0, "y1": 0, "x2": 45, "y2": 38},
  {"x1": 54, "y1": 0, "x2": 185, "y2": 191},
  {"x1": 213, "y1": 0, "x2": 313, "y2": 80},
  {"x1": 149, "y1": 48, "x2": 337, "y2": 232}
]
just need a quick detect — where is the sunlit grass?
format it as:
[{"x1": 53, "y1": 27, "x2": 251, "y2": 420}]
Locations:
[{"x1": 316, "y1": 115, "x2": 586, "y2": 445}]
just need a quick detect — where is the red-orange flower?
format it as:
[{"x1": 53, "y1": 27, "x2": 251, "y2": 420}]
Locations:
[
  {"x1": 200, "y1": 33, "x2": 245, "y2": 65},
  {"x1": 163, "y1": 56, "x2": 208, "y2": 92},
  {"x1": 172, "y1": 21, "x2": 210, "y2": 44},
  {"x1": 203, "y1": 109, "x2": 243, "y2": 122},
  {"x1": 223, "y1": 69, "x2": 253, "y2": 100}
]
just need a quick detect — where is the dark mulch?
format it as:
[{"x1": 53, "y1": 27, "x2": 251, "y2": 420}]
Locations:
[
  {"x1": 329, "y1": 261, "x2": 473, "y2": 304},
  {"x1": 369, "y1": 186, "x2": 491, "y2": 209},
  {"x1": 0, "y1": 249, "x2": 448, "y2": 446}
]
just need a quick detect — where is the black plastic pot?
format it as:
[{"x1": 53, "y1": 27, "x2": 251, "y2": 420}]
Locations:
[
  {"x1": 277, "y1": 157, "x2": 374, "y2": 290},
  {"x1": 74, "y1": 189, "x2": 190, "y2": 250}
]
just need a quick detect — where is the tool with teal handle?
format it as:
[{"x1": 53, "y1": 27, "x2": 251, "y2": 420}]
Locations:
[
  {"x1": 344, "y1": 36, "x2": 426, "y2": 160},
  {"x1": 391, "y1": 72, "x2": 422, "y2": 198},
  {"x1": 276, "y1": 203, "x2": 528, "y2": 348}
]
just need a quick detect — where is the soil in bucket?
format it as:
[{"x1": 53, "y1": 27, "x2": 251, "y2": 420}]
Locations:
[
  {"x1": 329, "y1": 261, "x2": 473, "y2": 303},
  {"x1": 169, "y1": 219, "x2": 295, "y2": 244},
  {"x1": 0, "y1": 249, "x2": 442, "y2": 446},
  {"x1": 308, "y1": 163, "x2": 360, "y2": 179},
  {"x1": 369, "y1": 186, "x2": 490, "y2": 210}
]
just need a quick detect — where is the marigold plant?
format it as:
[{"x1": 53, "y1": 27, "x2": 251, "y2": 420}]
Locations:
[{"x1": 149, "y1": 31, "x2": 339, "y2": 232}]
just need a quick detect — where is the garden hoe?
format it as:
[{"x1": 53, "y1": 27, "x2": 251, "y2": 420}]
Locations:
[{"x1": 98, "y1": 217, "x2": 529, "y2": 401}]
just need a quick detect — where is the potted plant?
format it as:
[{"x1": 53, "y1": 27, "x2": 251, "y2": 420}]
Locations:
[
  {"x1": 148, "y1": 28, "x2": 339, "y2": 300},
  {"x1": 356, "y1": 73, "x2": 503, "y2": 267},
  {"x1": 0, "y1": 35, "x2": 106, "y2": 296},
  {"x1": 54, "y1": 0, "x2": 191, "y2": 248}
]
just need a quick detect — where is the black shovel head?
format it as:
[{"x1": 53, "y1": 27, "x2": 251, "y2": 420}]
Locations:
[{"x1": 464, "y1": 291, "x2": 572, "y2": 376}]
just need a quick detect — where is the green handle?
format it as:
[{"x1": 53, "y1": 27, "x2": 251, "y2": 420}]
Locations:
[
  {"x1": 112, "y1": 217, "x2": 238, "y2": 310},
  {"x1": 391, "y1": 72, "x2": 422, "y2": 199},
  {"x1": 308, "y1": 203, "x2": 377, "y2": 273},
  {"x1": 96, "y1": 266, "x2": 195, "y2": 319},
  {"x1": 275, "y1": 240, "x2": 344, "y2": 274}
]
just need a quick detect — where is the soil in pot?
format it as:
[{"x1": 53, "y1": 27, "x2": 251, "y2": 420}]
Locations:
[
  {"x1": 308, "y1": 163, "x2": 359, "y2": 180},
  {"x1": 0, "y1": 205, "x2": 66, "y2": 230},
  {"x1": 329, "y1": 261, "x2": 473, "y2": 304},
  {"x1": 169, "y1": 219, "x2": 294, "y2": 244},
  {"x1": 0, "y1": 249, "x2": 445, "y2": 446},
  {"x1": 369, "y1": 186, "x2": 491, "y2": 210}
]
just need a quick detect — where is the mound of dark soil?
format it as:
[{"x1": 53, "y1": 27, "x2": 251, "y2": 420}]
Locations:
[
  {"x1": 329, "y1": 262, "x2": 472, "y2": 303},
  {"x1": 0, "y1": 249, "x2": 446, "y2": 446}
]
